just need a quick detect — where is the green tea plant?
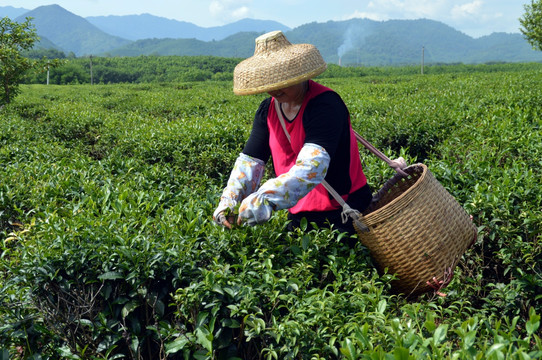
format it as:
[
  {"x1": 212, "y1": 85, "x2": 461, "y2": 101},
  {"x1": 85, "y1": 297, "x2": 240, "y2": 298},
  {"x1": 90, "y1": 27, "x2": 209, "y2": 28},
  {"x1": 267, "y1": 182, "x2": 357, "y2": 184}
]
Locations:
[{"x1": 0, "y1": 65, "x2": 540, "y2": 359}]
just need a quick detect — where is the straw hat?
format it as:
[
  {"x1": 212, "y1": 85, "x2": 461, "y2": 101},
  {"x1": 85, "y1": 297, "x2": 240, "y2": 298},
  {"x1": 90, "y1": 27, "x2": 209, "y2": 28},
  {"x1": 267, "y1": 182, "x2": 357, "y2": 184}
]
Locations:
[{"x1": 233, "y1": 30, "x2": 327, "y2": 95}]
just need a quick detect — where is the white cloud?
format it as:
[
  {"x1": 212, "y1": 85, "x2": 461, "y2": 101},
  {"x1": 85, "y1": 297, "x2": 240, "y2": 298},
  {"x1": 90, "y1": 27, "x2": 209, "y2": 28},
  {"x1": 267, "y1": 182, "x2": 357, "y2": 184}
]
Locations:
[
  {"x1": 448, "y1": 1, "x2": 508, "y2": 37},
  {"x1": 451, "y1": 0, "x2": 483, "y2": 19},
  {"x1": 231, "y1": 6, "x2": 250, "y2": 19},
  {"x1": 340, "y1": 0, "x2": 515, "y2": 37},
  {"x1": 209, "y1": 0, "x2": 252, "y2": 23},
  {"x1": 365, "y1": 0, "x2": 449, "y2": 19},
  {"x1": 343, "y1": 0, "x2": 451, "y2": 24},
  {"x1": 343, "y1": 10, "x2": 386, "y2": 21}
]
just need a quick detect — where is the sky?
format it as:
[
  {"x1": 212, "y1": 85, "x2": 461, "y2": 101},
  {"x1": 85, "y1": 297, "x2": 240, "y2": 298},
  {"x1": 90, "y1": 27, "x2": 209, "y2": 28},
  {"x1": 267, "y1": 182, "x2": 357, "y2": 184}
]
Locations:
[{"x1": 0, "y1": 0, "x2": 529, "y2": 38}]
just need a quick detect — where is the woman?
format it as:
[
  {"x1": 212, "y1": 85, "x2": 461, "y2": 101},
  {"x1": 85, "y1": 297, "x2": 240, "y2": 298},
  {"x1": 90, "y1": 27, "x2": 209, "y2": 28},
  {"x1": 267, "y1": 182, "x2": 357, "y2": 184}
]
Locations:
[{"x1": 213, "y1": 31, "x2": 403, "y2": 234}]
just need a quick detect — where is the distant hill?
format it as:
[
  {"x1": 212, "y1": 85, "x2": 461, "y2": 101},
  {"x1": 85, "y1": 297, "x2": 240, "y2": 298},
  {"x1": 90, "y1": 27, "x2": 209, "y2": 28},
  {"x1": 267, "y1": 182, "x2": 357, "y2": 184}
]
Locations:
[
  {"x1": 107, "y1": 32, "x2": 258, "y2": 57},
  {"x1": 34, "y1": 35, "x2": 59, "y2": 50},
  {"x1": 472, "y1": 32, "x2": 540, "y2": 63},
  {"x1": 0, "y1": 5, "x2": 29, "y2": 19},
  {"x1": 85, "y1": 14, "x2": 203, "y2": 41},
  {"x1": 86, "y1": 15, "x2": 291, "y2": 41},
  {"x1": 108, "y1": 18, "x2": 542, "y2": 65},
  {"x1": 284, "y1": 19, "x2": 542, "y2": 65},
  {"x1": 4, "y1": 4, "x2": 541, "y2": 65},
  {"x1": 208, "y1": 19, "x2": 291, "y2": 41},
  {"x1": 0, "y1": 6, "x2": 59, "y2": 50},
  {"x1": 15, "y1": 5, "x2": 131, "y2": 56}
]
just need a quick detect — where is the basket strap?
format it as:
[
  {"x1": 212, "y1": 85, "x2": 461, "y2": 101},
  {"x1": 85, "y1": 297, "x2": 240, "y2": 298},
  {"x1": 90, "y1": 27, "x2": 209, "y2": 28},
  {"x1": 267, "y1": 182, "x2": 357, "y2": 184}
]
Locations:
[
  {"x1": 274, "y1": 99, "x2": 369, "y2": 232},
  {"x1": 353, "y1": 131, "x2": 409, "y2": 177},
  {"x1": 321, "y1": 177, "x2": 369, "y2": 233}
]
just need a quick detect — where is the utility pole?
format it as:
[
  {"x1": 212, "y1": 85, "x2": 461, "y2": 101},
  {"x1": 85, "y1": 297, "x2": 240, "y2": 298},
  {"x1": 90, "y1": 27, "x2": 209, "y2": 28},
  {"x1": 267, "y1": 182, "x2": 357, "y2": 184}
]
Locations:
[
  {"x1": 421, "y1": 46, "x2": 425, "y2": 75},
  {"x1": 90, "y1": 55, "x2": 93, "y2": 85},
  {"x1": 357, "y1": 48, "x2": 360, "y2": 65}
]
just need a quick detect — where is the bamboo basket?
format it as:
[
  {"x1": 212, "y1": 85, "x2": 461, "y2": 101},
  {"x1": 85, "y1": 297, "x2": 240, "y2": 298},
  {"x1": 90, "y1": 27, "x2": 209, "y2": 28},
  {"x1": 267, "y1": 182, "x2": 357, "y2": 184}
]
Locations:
[{"x1": 354, "y1": 163, "x2": 477, "y2": 296}]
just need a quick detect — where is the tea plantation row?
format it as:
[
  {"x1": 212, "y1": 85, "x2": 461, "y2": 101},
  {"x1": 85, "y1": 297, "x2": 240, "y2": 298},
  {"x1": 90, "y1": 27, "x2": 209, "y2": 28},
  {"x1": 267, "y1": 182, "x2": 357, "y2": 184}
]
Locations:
[{"x1": 0, "y1": 68, "x2": 541, "y2": 359}]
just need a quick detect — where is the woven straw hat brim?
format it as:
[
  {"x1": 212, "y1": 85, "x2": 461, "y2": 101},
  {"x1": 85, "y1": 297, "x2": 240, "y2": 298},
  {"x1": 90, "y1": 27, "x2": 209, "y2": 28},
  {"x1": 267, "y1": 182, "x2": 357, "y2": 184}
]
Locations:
[{"x1": 233, "y1": 43, "x2": 327, "y2": 95}]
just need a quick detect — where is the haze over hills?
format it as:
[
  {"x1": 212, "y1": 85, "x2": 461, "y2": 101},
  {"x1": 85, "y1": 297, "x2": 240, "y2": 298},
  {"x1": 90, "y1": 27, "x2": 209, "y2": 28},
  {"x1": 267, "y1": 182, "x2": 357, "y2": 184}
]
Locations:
[
  {"x1": 2, "y1": 4, "x2": 541, "y2": 65},
  {"x1": 86, "y1": 15, "x2": 291, "y2": 42}
]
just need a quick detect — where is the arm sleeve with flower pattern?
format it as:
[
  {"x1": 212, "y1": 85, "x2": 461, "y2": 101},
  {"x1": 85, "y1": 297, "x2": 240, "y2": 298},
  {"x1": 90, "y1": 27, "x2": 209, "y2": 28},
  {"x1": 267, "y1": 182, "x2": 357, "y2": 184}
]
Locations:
[
  {"x1": 238, "y1": 143, "x2": 330, "y2": 225},
  {"x1": 213, "y1": 153, "x2": 265, "y2": 224}
]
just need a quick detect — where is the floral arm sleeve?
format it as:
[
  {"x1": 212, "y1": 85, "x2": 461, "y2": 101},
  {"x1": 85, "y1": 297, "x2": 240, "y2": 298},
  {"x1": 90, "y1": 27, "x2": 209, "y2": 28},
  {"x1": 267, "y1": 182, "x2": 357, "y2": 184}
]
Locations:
[
  {"x1": 213, "y1": 153, "x2": 265, "y2": 225},
  {"x1": 238, "y1": 143, "x2": 330, "y2": 226}
]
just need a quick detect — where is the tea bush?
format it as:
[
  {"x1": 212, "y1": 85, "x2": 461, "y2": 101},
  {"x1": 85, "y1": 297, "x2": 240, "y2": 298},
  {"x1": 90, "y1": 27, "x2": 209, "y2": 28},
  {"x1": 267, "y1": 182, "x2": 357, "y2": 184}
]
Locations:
[{"x1": 1, "y1": 65, "x2": 541, "y2": 359}]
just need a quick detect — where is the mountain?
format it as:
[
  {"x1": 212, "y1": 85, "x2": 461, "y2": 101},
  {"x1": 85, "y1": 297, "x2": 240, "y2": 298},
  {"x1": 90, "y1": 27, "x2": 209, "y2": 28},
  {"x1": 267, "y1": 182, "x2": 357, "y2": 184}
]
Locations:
[
  {"x1": 207, "y1": 19, "x2": 291, "y2": 41},
  {"x1": 106, "y1": 18, "x2": 542, "y2": 65},
  {"x1": 86, "y1": 14, "x2": 290, "y2": 41},
  {"x1": 472, "y1": 32, "x2": 539, "y2": 63},
  {"x1": 5, "y1": 4, "x2": 542, "y2": 64},
  {"x1": 85, "y1": 14, "x2": 203, "y2": 41},
  {"x1": 15, "y1": 5, "x2": 131, "y2": 56},
  {"x1": 34, "y1": 35, "x2": 59, "y2": 50},
  {"x1": 107, "y1": 32, "x2": 260, "y2": 57},
  {"x1": 285, "y1": 19, "x2": 542, "y2": 65},
  {"x1": 0, "y1": 5, "x2": 29, "y2": 19}
]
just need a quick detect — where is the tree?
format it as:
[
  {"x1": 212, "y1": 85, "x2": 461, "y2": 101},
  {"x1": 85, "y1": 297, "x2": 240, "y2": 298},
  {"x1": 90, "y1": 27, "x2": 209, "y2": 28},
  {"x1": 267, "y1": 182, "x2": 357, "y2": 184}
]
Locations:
[
  {"x1": 0, "y1": 17, "x2": 38, "y2": 105},
  {"x1": 24, "y1": 48, "x2": 67, "y2": 60},
  {"x1": 520, "y1": 0, "x2": 542, "y2": 51}
]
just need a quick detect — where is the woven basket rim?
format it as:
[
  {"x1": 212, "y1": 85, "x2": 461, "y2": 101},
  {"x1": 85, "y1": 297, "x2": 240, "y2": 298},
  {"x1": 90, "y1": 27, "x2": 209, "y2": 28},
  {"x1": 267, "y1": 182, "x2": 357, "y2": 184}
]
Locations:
[{"x1": 361, "y1": 163, "x2": 427, "y2": 225}]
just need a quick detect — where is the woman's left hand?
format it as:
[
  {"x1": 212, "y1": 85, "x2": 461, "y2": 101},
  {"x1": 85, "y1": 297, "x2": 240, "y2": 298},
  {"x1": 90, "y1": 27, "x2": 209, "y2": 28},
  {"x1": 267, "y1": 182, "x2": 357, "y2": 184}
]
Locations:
[{"x1": 390, "y1": 156, "x2": 407, "y2": 169}]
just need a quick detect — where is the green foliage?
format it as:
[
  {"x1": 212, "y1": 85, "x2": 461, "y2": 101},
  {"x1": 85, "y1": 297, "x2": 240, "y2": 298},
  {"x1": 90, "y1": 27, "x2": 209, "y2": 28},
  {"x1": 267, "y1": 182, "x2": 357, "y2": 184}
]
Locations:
[
  {"x1": 520, "y1": 0, "x2": 542, "y2": 51},
  {"x1": 0, "y1": 16, "x2": 38, "y2": 104},
  {"x1": 24, "y1": 47, "x2": 67, "y2": 60},
  {"x1": 23, "y1": 55, "x2": 240, "y2": 85},
  {"x1": 0, "y1": 65, "x2": 541, "y2": 359},
  {"x1": 22, "y1": 55, "x2": 542, "y2": 86}
]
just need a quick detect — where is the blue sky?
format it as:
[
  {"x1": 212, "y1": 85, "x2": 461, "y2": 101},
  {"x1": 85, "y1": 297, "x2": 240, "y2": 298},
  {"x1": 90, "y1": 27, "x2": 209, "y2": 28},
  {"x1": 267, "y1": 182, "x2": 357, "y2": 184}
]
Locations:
[{"x1": 0, "y1": 0, "x2": 528, "y2": 38}]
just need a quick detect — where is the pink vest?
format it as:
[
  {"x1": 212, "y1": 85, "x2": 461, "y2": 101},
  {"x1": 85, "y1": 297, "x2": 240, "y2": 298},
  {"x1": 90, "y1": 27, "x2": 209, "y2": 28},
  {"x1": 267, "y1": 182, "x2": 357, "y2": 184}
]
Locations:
[{"x1": 267, "y1": 81, "x2": 367, "y2": 213}]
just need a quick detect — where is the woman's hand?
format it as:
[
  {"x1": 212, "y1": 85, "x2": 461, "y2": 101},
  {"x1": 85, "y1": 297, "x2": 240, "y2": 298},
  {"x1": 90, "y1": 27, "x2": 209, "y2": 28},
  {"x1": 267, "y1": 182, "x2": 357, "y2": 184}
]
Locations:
[
  {"x1": 214, "y1": 211, "x2": 236, "y2": 229},
  {"x1": 390, "y1": 156, "x2": 407, "y2": 169}
]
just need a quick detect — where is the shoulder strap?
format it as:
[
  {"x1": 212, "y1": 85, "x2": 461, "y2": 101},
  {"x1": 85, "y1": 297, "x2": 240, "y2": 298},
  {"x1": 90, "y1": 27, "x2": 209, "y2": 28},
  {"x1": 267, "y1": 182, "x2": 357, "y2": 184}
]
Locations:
[{"x1": 274, "y1": 99, "x2": 369, "y2": 232}]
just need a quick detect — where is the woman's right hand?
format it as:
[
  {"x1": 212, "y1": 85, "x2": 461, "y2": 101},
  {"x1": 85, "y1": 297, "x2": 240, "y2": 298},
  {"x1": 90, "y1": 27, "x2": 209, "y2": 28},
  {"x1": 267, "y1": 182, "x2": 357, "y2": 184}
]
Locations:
[
  {"x1": 213, "y1": 202, "x2": 238, "y2": 229},
  {"x1": 214, "y1": 211, "x2": 236, "y2": 229}
]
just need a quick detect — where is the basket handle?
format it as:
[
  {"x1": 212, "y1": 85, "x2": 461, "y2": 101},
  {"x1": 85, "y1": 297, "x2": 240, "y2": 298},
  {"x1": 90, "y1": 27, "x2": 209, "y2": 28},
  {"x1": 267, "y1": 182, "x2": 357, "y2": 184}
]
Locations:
[{"x1": 353, "y1": 130, "x2": 409, "y2": 177}]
